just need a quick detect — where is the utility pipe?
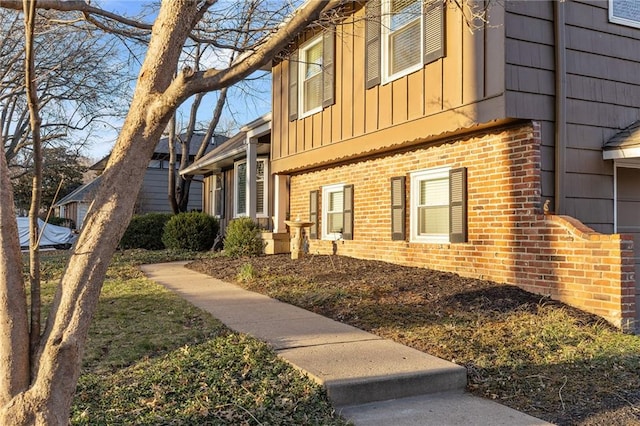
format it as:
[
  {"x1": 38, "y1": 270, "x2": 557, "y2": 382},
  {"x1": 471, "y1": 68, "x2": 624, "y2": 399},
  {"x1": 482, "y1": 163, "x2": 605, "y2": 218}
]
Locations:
[{"x1": 553, "y1": 0, "x2": 567, "y2": 214}]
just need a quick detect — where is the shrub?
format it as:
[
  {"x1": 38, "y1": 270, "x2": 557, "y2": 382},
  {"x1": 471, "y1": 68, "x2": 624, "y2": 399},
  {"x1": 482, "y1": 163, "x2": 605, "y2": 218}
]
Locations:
[
  {"x1": 119, "y1": 213, "x2": 173, "y2": 250},
  {"x1": 162, "y1": 212, "x2": 219, "y2": 251},
  {"x1": 46, "y1": 216, "x2": 75, "y2": 229},
  {"x1": 223, "y1": 217, "x2": 264, "y2": 258}
]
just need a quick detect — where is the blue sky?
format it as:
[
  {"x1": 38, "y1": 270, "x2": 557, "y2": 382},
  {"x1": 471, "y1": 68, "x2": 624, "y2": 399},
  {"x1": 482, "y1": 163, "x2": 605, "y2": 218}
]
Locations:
[{"x1": 87, "y1": 1, "x2": 272, "y2": 159}]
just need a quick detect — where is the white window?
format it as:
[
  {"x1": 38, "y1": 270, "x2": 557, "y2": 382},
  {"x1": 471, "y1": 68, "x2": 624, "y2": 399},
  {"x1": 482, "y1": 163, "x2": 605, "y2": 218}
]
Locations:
[
  {"x1": 234, "y1": 158, "x2": 268, "y2": 218},
  {"x1": 609, "y1": 0, "x2": 640, "y2": 29},
  {"x1": 234, "y1": 161, "x2": 247, "y2": 217},
  {"x1": 382, "y1": 0, "x2": 423, "y2": 83},
  {"x1": 322, "y1": 184, "x2": 344, "y2": 240},
  {"x1": 299, "y1": 35, "x2": 323, "y2": 117},
  {"x1": 210, "y1": 174, "x2": 223, "y2": 218},
  {"x1": 410, "y1": 167, "x2": 450, "y2": 243}
]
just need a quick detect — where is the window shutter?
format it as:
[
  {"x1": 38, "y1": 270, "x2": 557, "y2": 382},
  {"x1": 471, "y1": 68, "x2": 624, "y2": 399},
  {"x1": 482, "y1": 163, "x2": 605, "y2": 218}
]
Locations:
[
  {"x1": 390, "y1": 176, "x2": 406, "y2": 241},
  {"x1": 289, "y1": 51, "x2": 299, "y2": 121},
  {"x1": 342, "y1": 184, "x2": 354, "y2": 240},
  {"x1": 449, "y1": 167, "x2": 467, "y2": 243},
  {"x1": 424, "y1": 0, "x2": 445, "y2": 65},
  {"x1": 365, "y1": 0, "x2": 381, "y2": 89},
  {"x1": 309, "y1": 190, "x2": 318, "y2": 239},
  {"x1": 322, "y1": 29, "x2": 335, "y2": 108}
]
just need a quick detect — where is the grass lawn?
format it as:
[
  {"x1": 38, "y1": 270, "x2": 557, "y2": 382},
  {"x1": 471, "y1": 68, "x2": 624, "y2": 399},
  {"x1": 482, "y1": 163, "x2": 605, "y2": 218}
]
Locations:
[{"x1": 34, "y1": 250, "x2": 348, "y2": 425}]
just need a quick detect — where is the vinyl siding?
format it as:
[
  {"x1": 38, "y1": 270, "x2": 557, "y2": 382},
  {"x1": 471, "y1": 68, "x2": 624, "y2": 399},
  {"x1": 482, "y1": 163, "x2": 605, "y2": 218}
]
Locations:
[{"x1": 504, "y1": 0, "x2": 640, "y2": 232}]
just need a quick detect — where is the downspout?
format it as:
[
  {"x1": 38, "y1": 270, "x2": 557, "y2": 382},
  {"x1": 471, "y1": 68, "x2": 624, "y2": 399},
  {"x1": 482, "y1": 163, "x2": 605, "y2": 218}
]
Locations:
[{"x1": 553, "y1": 0, "x2": 567, "y2": 214}]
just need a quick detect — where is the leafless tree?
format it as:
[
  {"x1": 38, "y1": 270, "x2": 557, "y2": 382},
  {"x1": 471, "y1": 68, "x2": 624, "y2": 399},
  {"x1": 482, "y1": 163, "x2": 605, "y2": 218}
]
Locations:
[
  {"x1": 0, "y1": 8, "x2": 131, "y2": 171},
  {"x1": 0, "y1": 0, "x2": 338, "y2": 423}
]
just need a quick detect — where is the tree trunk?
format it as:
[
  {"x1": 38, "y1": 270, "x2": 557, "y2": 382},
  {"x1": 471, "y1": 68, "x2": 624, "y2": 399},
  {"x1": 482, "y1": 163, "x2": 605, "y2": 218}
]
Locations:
[
  {"x1": 0, "y1": 0, "x2": 333, "y2": 422},
  {"x1": 0, "y1": 2, "x2": 201, "y2": 422}
]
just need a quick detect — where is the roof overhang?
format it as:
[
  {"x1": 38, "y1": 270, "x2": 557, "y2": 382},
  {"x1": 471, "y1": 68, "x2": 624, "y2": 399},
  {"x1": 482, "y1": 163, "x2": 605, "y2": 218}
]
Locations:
[
  {"x1": 181, "y1": 114, "x2": 272, "y2": 176},
  {"x1": 603, "y1": 121, "x2": 640, "y2": 160}
]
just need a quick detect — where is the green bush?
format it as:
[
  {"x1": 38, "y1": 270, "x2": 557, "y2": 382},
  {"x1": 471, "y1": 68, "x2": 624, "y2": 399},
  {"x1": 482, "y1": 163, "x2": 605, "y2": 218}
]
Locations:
[
  {"x1": 119, "y1": 213, "x2": 173, "y2": 250},
  {"x1": 46, "y1": 216, "x2": 75, "y2": 229},
  {"x1": 223, "y1": 217, "x2": 264, "y2": 258},
  {"x1": 162, "y1": 212, "x2": 219, "y2": 251}
]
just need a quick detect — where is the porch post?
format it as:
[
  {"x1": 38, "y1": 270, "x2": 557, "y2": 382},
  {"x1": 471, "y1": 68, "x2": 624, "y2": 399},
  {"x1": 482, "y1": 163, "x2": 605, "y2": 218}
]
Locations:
[
  {"x1": 246, "y1": 136, "x2": 257, "y2": 220},
  {"x1": 274, "y1": 174, "x2": 290, "y2": 233}
]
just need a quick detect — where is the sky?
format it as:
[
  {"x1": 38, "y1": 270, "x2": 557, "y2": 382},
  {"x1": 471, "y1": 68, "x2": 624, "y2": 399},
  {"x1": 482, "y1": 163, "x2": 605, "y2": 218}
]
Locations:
[{"x1": 85, "y1": 1, "x2": 272, "y2": 160}]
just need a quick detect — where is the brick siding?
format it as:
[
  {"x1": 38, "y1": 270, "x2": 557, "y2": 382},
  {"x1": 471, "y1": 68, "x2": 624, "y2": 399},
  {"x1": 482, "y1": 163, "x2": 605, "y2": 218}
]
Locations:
[{"x1": 288, "y1": 121, "x2": 636, "y2": 331}]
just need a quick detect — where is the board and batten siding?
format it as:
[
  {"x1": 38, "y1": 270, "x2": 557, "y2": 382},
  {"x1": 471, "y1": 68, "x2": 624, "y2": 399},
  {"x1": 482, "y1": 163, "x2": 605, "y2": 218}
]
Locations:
[
  {"x1": 505, "y1": 0, "x2": 640, "y2": 232},
  {"x1": 271, "y1": 2, "x2": 507, "y2": 174}
]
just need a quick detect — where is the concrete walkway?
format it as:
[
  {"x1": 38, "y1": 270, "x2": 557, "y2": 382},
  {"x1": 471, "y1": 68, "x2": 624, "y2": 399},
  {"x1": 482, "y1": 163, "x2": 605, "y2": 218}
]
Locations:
[{"x1": 141, "y1": 262, "x2": 552, "y2": 425}]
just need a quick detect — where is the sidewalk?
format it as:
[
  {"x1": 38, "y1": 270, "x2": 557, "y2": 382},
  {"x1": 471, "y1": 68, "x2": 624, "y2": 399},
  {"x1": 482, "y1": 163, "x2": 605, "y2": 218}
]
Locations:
[{"x1": 141, "y1": 262, "x2": 552, "y2": 426}]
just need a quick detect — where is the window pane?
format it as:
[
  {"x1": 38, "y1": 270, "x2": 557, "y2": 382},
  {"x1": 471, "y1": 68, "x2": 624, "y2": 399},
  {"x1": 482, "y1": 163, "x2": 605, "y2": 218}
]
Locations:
[
  {"x1": 305, "y1": 42, "x2": 323, "y2": 77},
  {"x1": 304, "y1": 74, "x2": 322, "y2": 112},
  {"x1": 420, "y1": 177, "x2": 448, "y2": 206},
  {"x1": 419, "y1": 205, "x2": 448, "y2": 234},
  {"x1": 390, "y1": 20, "x2": 421, "y2": 75},
  {"x1": 327, "y1": 212, "x2": 343, "y2": 233},
  {"x1": 329, "y1": 190, "x2": 344, "y2": 212},
  {"x1": 390, "y1": 0, "x2": 420, "y2": 30},
  {"x1": 256, "y1": 181, "x2": 264, "y2": 214},
  {"x1": 237, "y1": 163, "x2": 246, "y2": 215}
]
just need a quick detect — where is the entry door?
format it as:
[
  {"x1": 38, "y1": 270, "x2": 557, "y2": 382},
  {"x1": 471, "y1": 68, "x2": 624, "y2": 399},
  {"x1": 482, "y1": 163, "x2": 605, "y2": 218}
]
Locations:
[{"x1": 617, "y1": 167, "x2": 640, "y2": 320}]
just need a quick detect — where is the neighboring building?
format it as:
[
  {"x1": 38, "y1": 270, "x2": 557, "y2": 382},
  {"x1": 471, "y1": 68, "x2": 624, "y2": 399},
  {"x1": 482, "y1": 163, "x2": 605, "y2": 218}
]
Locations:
[
  {"x1": 267, "y1": 1, "x2": 639, "y2": 331},
  {"x1": 56, "y1": 133, "x2": 226, "y2": 228},
  {"x1": 54, "y1": 176, "x2": 102, "y2": 230}
]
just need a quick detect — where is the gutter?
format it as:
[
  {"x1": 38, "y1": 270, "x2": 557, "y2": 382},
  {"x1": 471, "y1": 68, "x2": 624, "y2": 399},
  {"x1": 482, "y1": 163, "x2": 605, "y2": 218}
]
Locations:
[{"x1": 553, "y1": 0, "x2": 567, "y2": 214}]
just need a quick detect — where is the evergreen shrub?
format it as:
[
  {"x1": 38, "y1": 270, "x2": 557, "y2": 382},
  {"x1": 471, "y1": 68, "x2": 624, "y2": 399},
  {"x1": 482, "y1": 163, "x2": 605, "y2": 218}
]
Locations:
[
  {"x1": 223, "y1": 217, "x2": 264, "y2": 258},
  {"x1": 162, "y1": 212, "x2": 219, "y2": 251},
  {"x1": 119, "y1": 213, "x2": 173, "y2": 250}
]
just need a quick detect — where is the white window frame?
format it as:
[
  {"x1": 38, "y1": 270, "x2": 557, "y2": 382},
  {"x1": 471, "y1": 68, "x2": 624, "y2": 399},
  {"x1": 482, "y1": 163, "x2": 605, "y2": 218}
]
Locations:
[
  {"x1": 298, "y1": 35, "x2": 324, "y2": 118},
  {"x1": 609, "y1": 0, "x2": 640, "y2": 29},
  {"x1": 233, "y1": 158, "x2": 269, "y2": 218},
  {"x1": 322, "y1": 183, "x2": 345, "y2": 240},
  {"x1": 410, "y1": 167, "x2": 450, "y2": 243},
  {"x1": 234, "y1": 161, "x2": 247, "y2": 217},
  {"x1": 255, "y1": 158, "x2": 269, "y2": 218},
  {"x1": 381, "y1": 0, "x2": 424, "y2": 84},
  {"x1": 210, "y1": 174, "x2": 223, "y2": 218}
]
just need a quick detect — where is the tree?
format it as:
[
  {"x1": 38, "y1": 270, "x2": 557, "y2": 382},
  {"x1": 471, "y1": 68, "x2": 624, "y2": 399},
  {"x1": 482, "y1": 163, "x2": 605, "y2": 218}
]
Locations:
[
  {"x1": 0, "y1": 0, "x2": 338, "y2": 423},
  {"x1": 11, "y1": 146, "x2": 86, "y2": 214},
  {"x1": 0, "y1": 7, "x2": 130, "y2": 165}
]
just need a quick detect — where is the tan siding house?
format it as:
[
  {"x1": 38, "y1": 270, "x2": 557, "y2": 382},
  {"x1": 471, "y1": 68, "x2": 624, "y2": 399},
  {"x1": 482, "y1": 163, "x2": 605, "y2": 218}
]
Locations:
[{"x1": 268, "y1": 0, "x2": 640, "y2": 331}]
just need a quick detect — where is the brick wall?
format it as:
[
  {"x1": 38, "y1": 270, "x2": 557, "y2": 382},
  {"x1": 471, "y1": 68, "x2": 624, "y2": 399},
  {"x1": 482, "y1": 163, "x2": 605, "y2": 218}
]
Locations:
[{"x1": 289, "y1": 122, "x2": 636, "y2": 331}]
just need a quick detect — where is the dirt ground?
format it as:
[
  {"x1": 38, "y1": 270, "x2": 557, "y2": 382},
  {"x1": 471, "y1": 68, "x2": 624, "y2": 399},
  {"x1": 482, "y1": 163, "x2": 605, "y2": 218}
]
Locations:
[{"x1": 187, "y1": 254, "x2": 640, "y2": 426}]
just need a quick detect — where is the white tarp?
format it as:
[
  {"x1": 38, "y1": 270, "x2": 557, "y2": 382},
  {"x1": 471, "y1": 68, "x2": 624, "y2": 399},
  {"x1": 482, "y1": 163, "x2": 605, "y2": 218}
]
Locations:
[{"x1": 17, "y1": 217, "x2": 76, "y2": 248}]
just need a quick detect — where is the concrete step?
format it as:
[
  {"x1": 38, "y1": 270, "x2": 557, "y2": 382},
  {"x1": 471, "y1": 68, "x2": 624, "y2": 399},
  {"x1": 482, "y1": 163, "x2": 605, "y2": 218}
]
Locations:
[
  {"x1": 338, "y1": 392, "x2": 553, "y2": 426},
  {"x1": 278, "y1": 339, "x2": 467, "y2": 406}
]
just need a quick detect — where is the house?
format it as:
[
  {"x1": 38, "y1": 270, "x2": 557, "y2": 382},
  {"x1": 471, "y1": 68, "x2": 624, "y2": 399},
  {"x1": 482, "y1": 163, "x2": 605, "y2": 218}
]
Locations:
[
  {"x1": 56, "y1": 133, "x2": 226, "y2": 228},
  {"x1": 180, "y1": 114, "x2": 289, "y2": 253},
  {"x1": 267, "y1": 0, "x2": 639, "y2": 331}
]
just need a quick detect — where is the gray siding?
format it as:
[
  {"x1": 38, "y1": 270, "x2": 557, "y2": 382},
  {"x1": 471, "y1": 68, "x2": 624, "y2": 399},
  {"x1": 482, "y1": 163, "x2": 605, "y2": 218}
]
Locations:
[
  {"x1": 138, "y1": 168, "x2": 203, "y2": 213},
  {"x1": 504, "y1": 0, "x2": 640, "y2": 232}
]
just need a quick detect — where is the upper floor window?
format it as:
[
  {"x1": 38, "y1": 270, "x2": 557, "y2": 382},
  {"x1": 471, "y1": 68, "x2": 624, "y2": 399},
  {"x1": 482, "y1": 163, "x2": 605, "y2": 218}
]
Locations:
[
  {"x1": 366, "y1": 0, "x2": 445, "y2": 88},
  {"x1": 288, "y1": 30, "x2": 335, "y2": 121},
  {"x1": 300, "y1": 37, "x2": 324, "y2": 116}
]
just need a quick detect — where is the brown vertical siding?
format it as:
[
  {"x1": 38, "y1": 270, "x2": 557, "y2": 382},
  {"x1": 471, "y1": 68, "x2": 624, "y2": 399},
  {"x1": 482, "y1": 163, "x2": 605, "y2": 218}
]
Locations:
[{"x1": 271, "y1": 3, "x2": 506, "y2": 173}]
